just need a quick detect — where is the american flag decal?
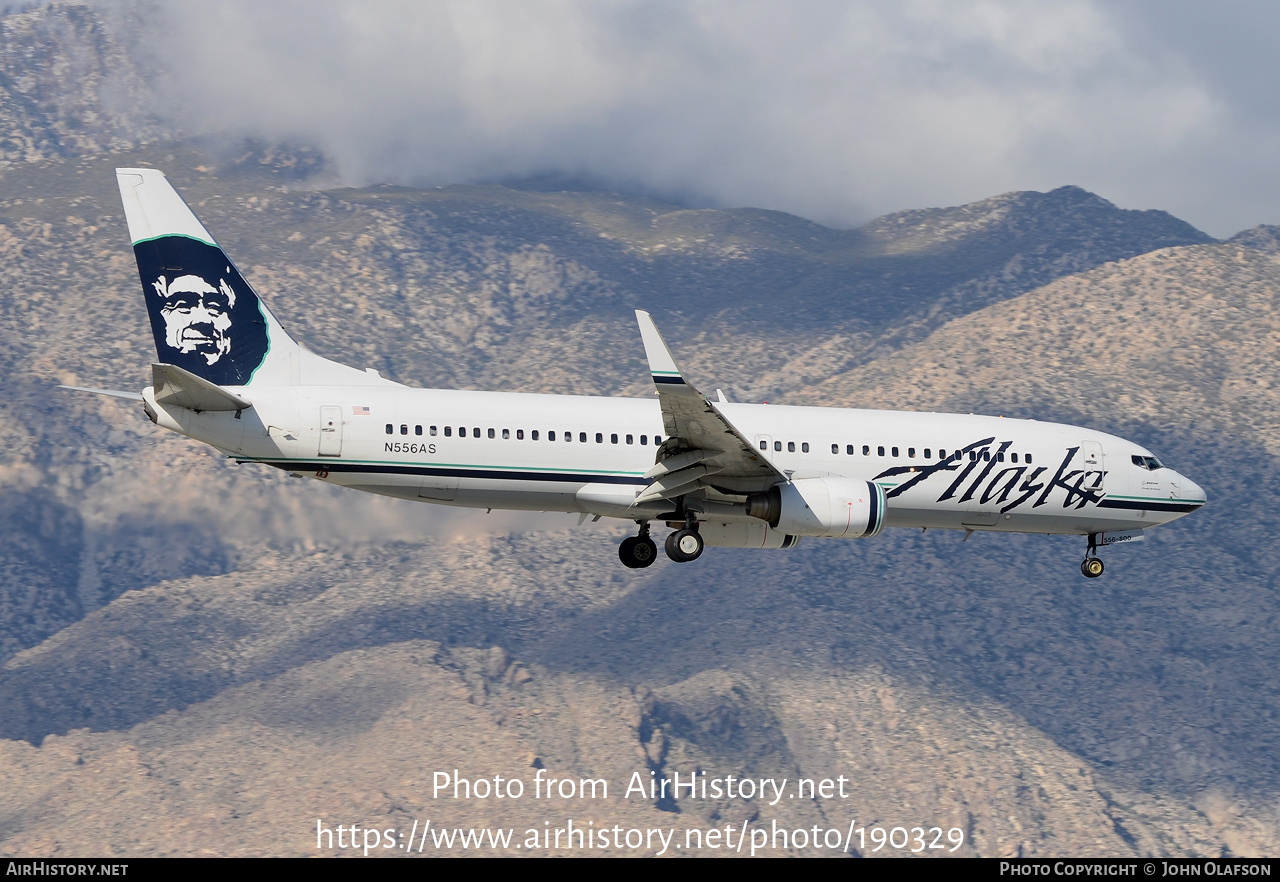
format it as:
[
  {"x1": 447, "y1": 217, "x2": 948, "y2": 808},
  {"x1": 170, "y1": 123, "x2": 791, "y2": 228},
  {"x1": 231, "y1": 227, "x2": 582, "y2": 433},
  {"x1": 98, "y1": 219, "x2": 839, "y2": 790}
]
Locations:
[{"x1": 353, "y1": 406, "x2": 371, "y2": 416}]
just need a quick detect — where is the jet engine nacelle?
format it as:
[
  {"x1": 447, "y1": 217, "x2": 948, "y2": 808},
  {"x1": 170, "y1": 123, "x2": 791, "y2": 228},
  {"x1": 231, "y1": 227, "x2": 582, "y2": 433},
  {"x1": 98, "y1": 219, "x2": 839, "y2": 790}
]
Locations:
[
  {"x1": 697, "y1": 521, "x2": 800, "y2": 549},
  {"x1": 746, "y1": 477, "x2": 886, "y2": 539}
]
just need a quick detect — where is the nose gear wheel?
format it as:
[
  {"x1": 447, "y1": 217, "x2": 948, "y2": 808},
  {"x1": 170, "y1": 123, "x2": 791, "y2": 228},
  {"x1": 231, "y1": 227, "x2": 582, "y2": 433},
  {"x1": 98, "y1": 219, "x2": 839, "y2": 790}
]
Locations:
[{"x1": 1080, "y1": 532, "x2": 1104, "y2": 578}]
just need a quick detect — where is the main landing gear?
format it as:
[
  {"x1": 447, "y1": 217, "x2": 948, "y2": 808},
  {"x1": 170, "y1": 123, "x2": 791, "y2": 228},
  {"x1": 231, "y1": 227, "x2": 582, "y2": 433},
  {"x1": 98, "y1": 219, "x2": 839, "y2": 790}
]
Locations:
[
  {"x1": 1080, "y1": 533, "x2": 1105, "y2": 578},
  {"x1": 619, "y1": 523, "x2": 659, "y2": 569},
  {"x1": 665, "y1": 516, "x2": 704, "y2": 563},
  {"x1": 618, "y1": 517, "x2": 706, "y2": 568}
]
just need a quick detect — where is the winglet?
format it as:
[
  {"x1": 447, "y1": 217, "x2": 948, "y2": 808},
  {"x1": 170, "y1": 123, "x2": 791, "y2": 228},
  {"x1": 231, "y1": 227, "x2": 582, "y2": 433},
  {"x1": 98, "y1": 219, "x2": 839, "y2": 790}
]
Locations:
[{"x1": 635, "y1": 310, "x2": 687, "y2": 387}]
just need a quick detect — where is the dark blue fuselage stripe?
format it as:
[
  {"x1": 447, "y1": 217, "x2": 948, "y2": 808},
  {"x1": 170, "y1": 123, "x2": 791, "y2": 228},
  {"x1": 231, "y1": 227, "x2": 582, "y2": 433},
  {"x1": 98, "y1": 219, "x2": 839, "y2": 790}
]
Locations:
[
  {"x1": 652, "y1": 375, "x2": 686, "y2": 385},
  {"x1": 1098, "y1": 499, "x2": 1203, "y2": 513},
  {"x1": 266, "y1": 460, "x2": 646, "y2": 486}
]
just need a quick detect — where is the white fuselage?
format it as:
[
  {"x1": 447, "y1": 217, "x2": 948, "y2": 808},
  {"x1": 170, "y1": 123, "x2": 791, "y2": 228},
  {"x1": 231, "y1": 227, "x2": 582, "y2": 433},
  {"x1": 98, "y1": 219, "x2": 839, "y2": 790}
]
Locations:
[{"x1": 150, "y1": 384, "x2": 1206, "y2": 538}]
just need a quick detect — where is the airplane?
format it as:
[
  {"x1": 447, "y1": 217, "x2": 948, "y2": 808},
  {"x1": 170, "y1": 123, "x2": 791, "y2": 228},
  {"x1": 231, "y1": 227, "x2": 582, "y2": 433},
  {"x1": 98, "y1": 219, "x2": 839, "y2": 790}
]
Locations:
[{"x1": 65, "y1": 168, "x2": 1207, "y2": 578}]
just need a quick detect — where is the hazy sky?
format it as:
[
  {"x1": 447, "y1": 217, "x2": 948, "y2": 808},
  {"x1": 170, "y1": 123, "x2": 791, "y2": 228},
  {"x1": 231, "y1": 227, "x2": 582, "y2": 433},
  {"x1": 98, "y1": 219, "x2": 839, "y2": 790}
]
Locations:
[{"x1": 134, "y1": 0, "x2": 1280, "y2": 237}]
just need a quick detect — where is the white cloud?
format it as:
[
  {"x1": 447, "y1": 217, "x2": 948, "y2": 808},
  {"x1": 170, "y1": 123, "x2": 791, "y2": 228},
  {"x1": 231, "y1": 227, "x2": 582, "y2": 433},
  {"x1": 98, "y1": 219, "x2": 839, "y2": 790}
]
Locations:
[{"x1": 123, "y1": 0, "x2": 1280, "y2": 236}]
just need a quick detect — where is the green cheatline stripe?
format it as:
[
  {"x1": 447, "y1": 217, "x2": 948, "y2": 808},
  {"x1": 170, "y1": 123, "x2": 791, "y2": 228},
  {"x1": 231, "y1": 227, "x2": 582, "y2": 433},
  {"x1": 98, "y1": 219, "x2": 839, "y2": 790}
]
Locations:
[
  {"x1": 1107, "y1": 494, "x2": 1193, "y2": 503},
  {"x1": 258, "y1": 457, "x2": 645, "y2": 477},
  {"x1": 650, "y1": 370, "x2": 682, "y2": 376},
  {"x1": 130, "y1": 232, "x2": 217, "y2": 248}
]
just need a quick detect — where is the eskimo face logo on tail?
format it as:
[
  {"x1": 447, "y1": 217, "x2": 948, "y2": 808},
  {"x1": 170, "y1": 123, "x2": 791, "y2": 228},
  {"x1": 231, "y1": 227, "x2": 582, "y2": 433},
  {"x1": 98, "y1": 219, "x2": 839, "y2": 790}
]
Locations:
[
  {"x1": 136, "y1": 237, "x2": 269, "y2": 386},
  {"x1": 153, "y1": 274, "x2": 234, "y2": 365}
]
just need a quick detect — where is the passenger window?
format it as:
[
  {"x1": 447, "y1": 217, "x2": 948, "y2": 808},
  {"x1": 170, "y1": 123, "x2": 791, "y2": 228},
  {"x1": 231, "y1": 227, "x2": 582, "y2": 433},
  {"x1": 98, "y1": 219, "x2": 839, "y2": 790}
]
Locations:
[
  {"x1": 831, "y1": 444, "x2": 838, "y2": 454},
  {"x1": 502, "y1": 429, "x2": 510, "y2": 439},
  {"x1": 444, "y1": 426, "x2": 452, "y2": 437},
  {"x1": 430, "y1": 426, "x2": 438, "y2": 436},
  {"x1": 924, "y1": 448, "x2": 931, "y2": 459},
  {"x1": 474, "y1": 428, "x2": 480, "y2": 438},
  {"x1": 414, "y1": 425, "x2": 422, "y2": 436},
  {"x1": 878, "y1": 446, "x2": 885, "y2": 456},
  {"x1": 655, "y1": 435, "x2": 662, "y2": 445},
  {"x1": 801, "y1": 442, "x2": 809, "y2": 453},
  {"x1": 970, "y1": 451, "x2": 977, "y2": 462},
  {"x1": 862, "y1": 445, "x2": 870, "y2": 455},
  {"x1": 626, "y1": 434, "x2": 633, "y2": 444},
  {"x1": 1026, "y1": 454, "x2": 1033, "y2": 464},
  {"x1": 996, "y1": 451, "x2": 1004, "y2": 462},
  {"x1": 385, "y1": 424, "x2": 393, "y2": 435},
  {"x1": 775, "y1": 441, "x2": 782, "y2": 451},
  {"x1": 580, "y1": 432, "x2": 588, "y2": 443},
  {"x1": 640, "y1": 435, "x2": 648, "y2": 446},
  {"x1": 596, "y1": 433, "x2": 603, "y2": 443},
  {"x1": 548, "y1": 431, "x2": 556, "y2": 441},
  {"x1": 761, "y1": 441, "x2": 769, "y2": 451},
  {"x1": 488, "y1": 428, "x2": 495, "y2": 439},
  {"x1": 516, "y1": 429, "x2": 524, "y2": 440},
  {"x1": 611, "y1": 433, "x2": 618, "y2": 444},
  {"x1": 787, "y1": 442, "x2": 795, "y2": 452},
  {"x1": 938, "y1": 449, "x2": 946, "y2": 459},
  {"x1": 532, "y1": 430, "x2": 539, "y2": 440},
  {"x1": 566, "y1": 431, "x2": 573, "y2": 442},
  {"x1": 845, "y1": 444, "x2": 853, "y2": 455},
  {"x1": 891, "y1": 446, "x2": 899, "y2": 457},
  {"x1": 908, "y1": 447, "x2": 915, "y2": 458},
  {"x1": 400, "y1": 425, "x2": 408, "y2": 435},
  {"x1": 1011, "y1": 452, "x2": 1018, "y2": 463}
]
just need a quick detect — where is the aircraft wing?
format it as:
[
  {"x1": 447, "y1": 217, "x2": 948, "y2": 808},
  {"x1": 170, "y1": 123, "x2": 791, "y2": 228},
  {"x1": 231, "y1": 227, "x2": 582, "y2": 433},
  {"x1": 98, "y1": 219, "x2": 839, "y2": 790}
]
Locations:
[{"x1": 634, "y1": 310, "x2": 784, "y2": 504}]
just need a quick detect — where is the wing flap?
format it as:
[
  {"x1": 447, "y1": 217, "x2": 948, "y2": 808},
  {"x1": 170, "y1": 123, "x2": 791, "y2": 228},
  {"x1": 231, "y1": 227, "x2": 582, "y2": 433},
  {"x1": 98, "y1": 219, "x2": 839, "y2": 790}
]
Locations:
[{"x1": 634, "y1": 465, "x2": 711, "y2": 504}]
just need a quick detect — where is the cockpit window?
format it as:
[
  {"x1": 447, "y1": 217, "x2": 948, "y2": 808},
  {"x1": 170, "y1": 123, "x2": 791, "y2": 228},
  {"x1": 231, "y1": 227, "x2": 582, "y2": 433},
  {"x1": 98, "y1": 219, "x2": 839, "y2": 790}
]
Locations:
[{"x1": 1131, "y1": 454, "x2": 1164, "y2": 471}]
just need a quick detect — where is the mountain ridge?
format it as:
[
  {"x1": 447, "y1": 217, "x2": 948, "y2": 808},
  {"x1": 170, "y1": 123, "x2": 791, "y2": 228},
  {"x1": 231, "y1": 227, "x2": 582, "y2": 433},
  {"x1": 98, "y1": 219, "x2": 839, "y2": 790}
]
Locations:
[{"x1": 1, "y1": 0, "x2": 1278, "y2": 858}]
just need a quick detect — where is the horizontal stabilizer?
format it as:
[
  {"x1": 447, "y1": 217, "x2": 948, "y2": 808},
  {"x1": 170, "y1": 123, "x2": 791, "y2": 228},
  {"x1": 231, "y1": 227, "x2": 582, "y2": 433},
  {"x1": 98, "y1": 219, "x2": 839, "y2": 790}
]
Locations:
[
  {"x1": 152, "y1": 363, "x2": 252, "y2": 412},
  {"x1": 58, "y1": 385, "x2": 143, "y2": 402}
]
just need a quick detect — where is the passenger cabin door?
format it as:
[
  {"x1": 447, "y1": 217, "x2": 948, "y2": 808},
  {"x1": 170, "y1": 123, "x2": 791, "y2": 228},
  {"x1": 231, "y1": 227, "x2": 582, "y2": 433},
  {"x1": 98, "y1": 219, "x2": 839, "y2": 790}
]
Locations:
[
  {"x1": 318, "y1": 405, "x2": 343, "y2": 457},
  {"x1": 1080, "y1": 440, "x2": 1105, "y2": 492}
]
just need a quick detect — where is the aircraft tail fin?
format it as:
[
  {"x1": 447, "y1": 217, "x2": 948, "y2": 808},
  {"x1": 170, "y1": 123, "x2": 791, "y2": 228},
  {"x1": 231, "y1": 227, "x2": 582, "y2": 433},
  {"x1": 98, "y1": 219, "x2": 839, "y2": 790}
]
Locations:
[{"x1": 116, "y1": 168, "x2": 299, "y2": 388}]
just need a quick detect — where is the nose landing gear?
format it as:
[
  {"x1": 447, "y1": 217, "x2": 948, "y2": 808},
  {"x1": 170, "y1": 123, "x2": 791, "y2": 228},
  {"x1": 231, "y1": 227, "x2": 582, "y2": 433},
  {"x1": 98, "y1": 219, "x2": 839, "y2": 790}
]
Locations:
[
  {"x1": 1080, "y1": 533, "x2": 1104, "y2": 578},
  {"x1": 619, "y1": 522, "x2": 658, "y2": 569}
]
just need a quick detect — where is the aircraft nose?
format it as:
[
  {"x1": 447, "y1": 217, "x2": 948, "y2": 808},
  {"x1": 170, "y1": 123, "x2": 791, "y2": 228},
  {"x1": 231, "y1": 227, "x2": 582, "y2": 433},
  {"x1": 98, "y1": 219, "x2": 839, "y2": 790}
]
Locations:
[{"x1": 1173, "y1": 473, "x2": 1207, "y2": 505}]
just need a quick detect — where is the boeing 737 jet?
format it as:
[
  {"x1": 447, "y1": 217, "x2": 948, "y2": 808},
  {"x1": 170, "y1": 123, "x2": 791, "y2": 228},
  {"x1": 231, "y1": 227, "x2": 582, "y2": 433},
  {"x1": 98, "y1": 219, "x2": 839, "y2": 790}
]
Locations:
[{"x1": 66, "y1": 169, "x2": 1207, "y2": 576}]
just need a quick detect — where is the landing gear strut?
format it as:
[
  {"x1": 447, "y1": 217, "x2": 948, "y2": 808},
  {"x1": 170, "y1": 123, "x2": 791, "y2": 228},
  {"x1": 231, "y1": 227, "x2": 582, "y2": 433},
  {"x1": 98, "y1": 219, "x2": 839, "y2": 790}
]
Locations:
[
  {"x1": 619, "y1": 522, "x2": 658, "y2": 569},
  {"x1": 664, "y1": 516, "x2": 704, "y2": 563},
  {"x1": 1080, "y1": 533, "x2": 1104, "y2": 578}
]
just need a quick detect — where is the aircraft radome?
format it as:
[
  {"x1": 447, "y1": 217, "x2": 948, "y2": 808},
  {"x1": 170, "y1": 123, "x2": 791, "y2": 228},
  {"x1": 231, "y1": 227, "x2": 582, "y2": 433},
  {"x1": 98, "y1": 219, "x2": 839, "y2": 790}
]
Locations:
[{"x1": 63, "y1": 169, "x2": 1206, "y2": 577}]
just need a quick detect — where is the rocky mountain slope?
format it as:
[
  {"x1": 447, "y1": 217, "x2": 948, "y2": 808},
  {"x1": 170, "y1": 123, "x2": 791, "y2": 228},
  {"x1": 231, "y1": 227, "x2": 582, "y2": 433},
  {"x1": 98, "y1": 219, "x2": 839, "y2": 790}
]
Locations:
[{"x1": 2, "y1": 0, "x2": 1277, "y2": 860}]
